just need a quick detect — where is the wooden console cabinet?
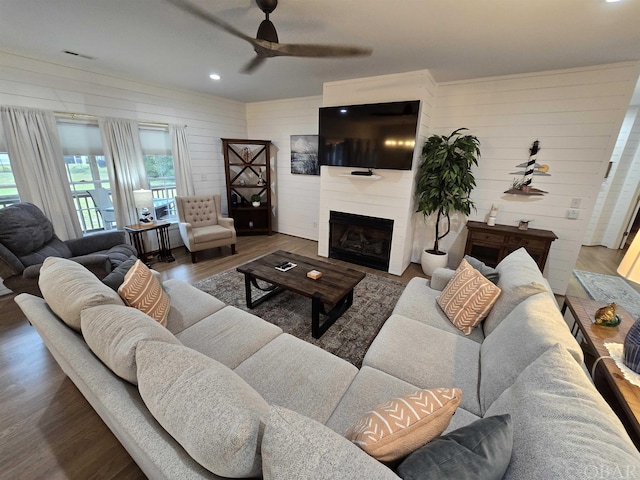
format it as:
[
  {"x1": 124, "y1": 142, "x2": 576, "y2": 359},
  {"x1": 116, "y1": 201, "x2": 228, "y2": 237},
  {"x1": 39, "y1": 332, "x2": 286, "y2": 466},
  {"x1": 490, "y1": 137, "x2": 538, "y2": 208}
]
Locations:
[{"x1": 464, "y1": 220, "x2": 557, "y2": 271}]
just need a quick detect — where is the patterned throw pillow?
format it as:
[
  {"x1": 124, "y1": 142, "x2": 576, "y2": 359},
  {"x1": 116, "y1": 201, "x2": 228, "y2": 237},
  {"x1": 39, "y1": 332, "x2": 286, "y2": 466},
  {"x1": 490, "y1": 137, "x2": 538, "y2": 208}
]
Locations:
[
  {"x1": 436, "y1": 259, "x2": 501, "y2": 335},
  {"x1": 345, "y1": 388, "x2": 462, "y2": 462},
  {"x1": 118, "y1": 259, "x2": 170, "y2": 326}
]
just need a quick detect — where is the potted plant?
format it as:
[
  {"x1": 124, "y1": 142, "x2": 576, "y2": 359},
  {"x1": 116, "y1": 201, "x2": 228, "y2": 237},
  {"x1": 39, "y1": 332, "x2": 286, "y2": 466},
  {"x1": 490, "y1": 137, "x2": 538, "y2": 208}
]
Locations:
[
  {"x1": 251, "y1": 194, "x2": 262, "y2": 207},
  {"x1": 416, "y1": 128, "x2": 480, "y2": 275}
]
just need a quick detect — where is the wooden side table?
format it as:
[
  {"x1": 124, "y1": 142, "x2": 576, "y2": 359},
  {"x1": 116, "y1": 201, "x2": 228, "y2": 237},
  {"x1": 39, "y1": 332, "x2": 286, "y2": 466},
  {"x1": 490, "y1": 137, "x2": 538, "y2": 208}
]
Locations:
[
  {"x1": 124, "y1": 221, "x2": 175, "y2": 264},
  {"x1": 562, "y1": 295, "x2": 640, "y2": 446}
]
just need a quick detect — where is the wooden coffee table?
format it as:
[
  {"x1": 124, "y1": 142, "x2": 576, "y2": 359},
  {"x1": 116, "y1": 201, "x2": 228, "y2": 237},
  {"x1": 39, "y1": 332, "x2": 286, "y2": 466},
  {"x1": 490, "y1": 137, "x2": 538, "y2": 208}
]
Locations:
[
  {"x1": 236, "y1": 250, "x2": 366, "y2": 338},
  {"x1": 562, "y1": 295, "x2": 640, "y2": 445}
]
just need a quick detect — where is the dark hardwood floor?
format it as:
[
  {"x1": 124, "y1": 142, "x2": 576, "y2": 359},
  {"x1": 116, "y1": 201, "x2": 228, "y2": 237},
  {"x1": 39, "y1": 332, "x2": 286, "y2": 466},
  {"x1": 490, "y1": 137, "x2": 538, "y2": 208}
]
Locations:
[{"x1": 0, "y1": 235, "x2": 633, "y2": 479}]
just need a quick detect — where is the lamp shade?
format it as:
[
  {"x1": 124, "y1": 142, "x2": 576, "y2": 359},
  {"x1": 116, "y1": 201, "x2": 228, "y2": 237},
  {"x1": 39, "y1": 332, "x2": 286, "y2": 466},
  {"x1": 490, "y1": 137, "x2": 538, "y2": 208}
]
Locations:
[
  {"x1": 133, "y1": 189, "x2": 154, "y2": 210},
  {"x1": 617, "y1": 234, "x2": 640, "y2": 284}
]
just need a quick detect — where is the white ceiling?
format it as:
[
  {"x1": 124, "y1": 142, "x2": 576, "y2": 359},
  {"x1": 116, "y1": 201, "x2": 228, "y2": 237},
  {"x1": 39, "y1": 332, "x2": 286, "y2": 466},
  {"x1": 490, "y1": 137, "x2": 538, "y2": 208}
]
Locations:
[{"x1": 1, "y1": 0, "x2": 639, "y2": 103}]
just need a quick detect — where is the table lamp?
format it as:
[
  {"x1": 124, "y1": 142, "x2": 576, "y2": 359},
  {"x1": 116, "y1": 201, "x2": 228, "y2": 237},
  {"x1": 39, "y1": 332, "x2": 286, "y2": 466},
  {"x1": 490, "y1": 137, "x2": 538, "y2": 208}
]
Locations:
[
  {"x1": 618, "y1": 234, "x2": 640, "y2": 373},
  {"x1": 133, "y1": 189, "x2": 154, "y2": 224}
]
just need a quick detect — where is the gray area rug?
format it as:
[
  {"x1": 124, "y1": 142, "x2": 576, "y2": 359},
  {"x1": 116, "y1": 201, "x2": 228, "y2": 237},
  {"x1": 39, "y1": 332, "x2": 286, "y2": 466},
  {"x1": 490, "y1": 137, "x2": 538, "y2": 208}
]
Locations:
[
  {"x1": 193, "y1": 269, "x2": 406, "y2": 367},
  {"x1": 573, "y1": 270, "x2": 640, "y2": 320}
]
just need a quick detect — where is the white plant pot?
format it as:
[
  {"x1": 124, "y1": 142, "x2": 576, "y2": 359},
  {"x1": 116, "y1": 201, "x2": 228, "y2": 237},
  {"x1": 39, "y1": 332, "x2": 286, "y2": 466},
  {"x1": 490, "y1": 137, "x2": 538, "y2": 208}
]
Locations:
[
  {"x1": 420, "y1": 249, "x2": 449, "y2": 276},
  {"x1": 252, "y1": 201, "x2": 260, "y2": 207}
]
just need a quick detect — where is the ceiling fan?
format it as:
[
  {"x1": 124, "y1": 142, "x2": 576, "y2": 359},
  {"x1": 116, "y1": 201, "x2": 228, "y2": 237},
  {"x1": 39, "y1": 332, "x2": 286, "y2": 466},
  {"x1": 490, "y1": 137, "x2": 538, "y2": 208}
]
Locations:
[{"x1": 167, "y1": 0, "x2": 373, "y2": 74}]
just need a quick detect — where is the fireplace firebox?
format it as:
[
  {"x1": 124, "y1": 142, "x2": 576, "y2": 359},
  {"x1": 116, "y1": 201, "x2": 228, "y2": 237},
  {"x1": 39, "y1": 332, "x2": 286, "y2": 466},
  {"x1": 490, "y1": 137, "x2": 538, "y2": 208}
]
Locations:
[{"x1": 329, "y1": 211, "x2": 393, "y2": 271}]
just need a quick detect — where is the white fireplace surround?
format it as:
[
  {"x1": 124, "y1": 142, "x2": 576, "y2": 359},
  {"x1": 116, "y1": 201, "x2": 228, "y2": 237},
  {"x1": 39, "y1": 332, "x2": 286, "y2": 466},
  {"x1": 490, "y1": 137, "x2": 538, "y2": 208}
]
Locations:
[
  {"x1": 316, "y1": 71, "x2": 436, "y2": 275},
  {"x1": 318, "y1": 166, "x2": 420, "y2": 275}
]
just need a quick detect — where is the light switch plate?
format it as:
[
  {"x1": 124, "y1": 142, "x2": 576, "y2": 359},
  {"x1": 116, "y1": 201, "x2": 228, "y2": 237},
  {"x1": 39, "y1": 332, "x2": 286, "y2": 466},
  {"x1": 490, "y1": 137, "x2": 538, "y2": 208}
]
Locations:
[{"x1": 566, "y1": 209, "x2": 580, "y2": 219}]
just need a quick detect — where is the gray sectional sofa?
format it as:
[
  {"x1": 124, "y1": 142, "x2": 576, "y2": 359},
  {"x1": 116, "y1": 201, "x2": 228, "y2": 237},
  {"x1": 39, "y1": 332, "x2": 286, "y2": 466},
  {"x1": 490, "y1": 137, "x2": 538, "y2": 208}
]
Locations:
[{"x1": 15, "y1": 248, "x2": 640, "y2": 479}]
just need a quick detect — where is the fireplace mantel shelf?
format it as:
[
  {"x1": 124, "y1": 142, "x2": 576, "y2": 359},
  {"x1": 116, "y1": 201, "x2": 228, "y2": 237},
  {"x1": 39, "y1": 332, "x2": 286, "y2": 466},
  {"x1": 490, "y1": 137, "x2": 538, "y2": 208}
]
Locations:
[{"x1": 338, "y1": 173, "x2": 382, "y2": 181}]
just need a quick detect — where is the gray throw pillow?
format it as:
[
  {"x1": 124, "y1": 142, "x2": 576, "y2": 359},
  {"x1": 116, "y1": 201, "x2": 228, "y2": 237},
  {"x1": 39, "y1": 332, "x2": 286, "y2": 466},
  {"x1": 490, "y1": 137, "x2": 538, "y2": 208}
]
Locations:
[
  {"x1": 102, "y1": 255, "x2": 137, "y2": 291},
  {"x1": 463, "y1": 255, "x2": 499, "y2": 284},
  {"x1": 396, "y1": 415, "x2": 513, "y2": 480}
]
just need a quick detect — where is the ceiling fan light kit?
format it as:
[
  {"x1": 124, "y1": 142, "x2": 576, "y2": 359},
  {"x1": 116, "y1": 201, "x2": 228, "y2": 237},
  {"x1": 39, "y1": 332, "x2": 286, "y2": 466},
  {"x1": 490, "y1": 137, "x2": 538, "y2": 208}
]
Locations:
[{"x1": 167, "y1": 0, "x2": 372, "y2": 74}]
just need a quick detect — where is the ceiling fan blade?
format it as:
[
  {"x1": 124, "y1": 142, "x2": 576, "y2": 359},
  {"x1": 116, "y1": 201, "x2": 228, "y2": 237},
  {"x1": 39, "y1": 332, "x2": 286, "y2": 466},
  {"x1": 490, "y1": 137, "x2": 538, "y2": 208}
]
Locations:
[
  {"x1": 241, "y1": 56, "x2": 267, "y2": 74},
  {"x1": 166, "y1": 0, "x2": 253, "y2": 43},
  {"x1": 268, "y1": 42, "x2": 373, "y2": 58}
]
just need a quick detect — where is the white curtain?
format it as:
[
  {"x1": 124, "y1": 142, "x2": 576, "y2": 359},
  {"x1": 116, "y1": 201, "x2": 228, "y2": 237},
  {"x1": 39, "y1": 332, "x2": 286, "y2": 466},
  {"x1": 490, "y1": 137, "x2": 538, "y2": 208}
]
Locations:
[
  {"x1": 169, "y1": 124, "x2": 195, "y2": 196},
  {"x1": 99, "y1": 117, "x2": 148, "y2": 227},
  {"x1": 0, "y1": 106, "x2": 82, "y2": 240}
]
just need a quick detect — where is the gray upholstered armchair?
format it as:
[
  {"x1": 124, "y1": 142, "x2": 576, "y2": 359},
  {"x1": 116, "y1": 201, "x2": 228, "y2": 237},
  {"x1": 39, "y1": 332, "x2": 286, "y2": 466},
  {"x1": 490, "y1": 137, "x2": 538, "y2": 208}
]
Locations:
[
  {"x1": 0, "y1": 202, "x2": 136, "y2": 295},
  {"x1": 175, "y1": 194, "x2": 236, "y2": 263}
]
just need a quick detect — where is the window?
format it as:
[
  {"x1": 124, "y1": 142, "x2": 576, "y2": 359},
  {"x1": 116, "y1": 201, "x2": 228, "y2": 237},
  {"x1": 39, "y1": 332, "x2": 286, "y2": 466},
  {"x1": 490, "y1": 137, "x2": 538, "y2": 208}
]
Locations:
[
  {"x1": 0, "y1": 152, "x2": 19, "y2": 209},
  {"x1": 140, "y1": 127, "x2": 176, "y2": 221},
  {"x1": 56, "y1": 120, "x2": 177, "y2": 231},
  {"x1": 58, "y1": 122, "x2": 113, "y2": 233}
]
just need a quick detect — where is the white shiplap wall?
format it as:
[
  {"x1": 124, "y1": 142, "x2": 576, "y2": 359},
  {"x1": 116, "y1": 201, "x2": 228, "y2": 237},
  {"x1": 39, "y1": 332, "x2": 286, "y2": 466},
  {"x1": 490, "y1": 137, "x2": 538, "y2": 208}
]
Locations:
[
  {"x1": 0, "y1": 49, "x2": 247, "y2": 208},
  {"x1": 426, "y1": 62, "x2": 640, "y2": 294},
  {"x1": 600, "y1": 108, "x2": 640, "y2": 249},
  {"x1": 246, "y1": 96, "x2": 323, "y2": 240},
  {"x1": 0, "y1": 49, "x2": 248, "y2": 294},
  {"x1": 584, "y1": 107, "x2": 639, "y2": 245}
]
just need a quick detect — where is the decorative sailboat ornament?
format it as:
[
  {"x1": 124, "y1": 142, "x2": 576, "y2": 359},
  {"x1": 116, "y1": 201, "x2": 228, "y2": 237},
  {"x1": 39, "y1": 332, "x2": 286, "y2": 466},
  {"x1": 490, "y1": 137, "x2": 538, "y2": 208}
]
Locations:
[{"x1": 504, "y1": 140, "x2": 550, "y2": 196}]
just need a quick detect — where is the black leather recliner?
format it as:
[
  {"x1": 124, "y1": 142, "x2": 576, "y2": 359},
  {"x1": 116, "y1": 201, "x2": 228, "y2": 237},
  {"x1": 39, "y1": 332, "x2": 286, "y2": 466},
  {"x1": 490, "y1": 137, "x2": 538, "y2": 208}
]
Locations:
[{"x1": 0, "y1": 202, "x2": 136, "y2": 295}]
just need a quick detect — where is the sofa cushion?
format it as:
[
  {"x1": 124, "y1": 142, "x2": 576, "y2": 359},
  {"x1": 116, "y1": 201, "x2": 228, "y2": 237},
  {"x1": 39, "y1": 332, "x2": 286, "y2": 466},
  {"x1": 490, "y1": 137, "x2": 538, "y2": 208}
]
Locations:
[
  {"x1": 327, "y1": 366, "x2": 422, "y2": 435},
  {"x1": 39, "y1": 256, "x2": 124, "y2": 331},
  {"x1": 101, "y1": 254, "x2": 137, "y2": 290},
  {"x1": 436, "y1": 259, "x2": 501, "y2": 335},
  {"x1": 345, "y1": 388, "x2": 462, "y2": 462},
  {"x1": 234, "y1": 333, "x2": 358, "y2": 424},
  {"x1": 262, "y1": 405, "x2": 400, "y2": 480},
  {"x1": 363, "y1": 314, "x2": 482, "y2": 416},
  {"x1": 118, "y1": 260, "x2": 170, "y2": 326},
  {"x1": 395, "y1": 414, "x2": 513, "y2": 480},
  {"x1": 485, "y1": 344, "x2": 640, "y2": 479},
  {"x1": 163, "y1": 278, "x2": 226, "y2": 334},
  {"x1": 136, "y1": 341, "x2": 269, "y2": 478},
  {"x1": 392, "y1": 277, "x2": 484, "y2": 343},
  {"x1": 479, "y1": 293, "x2": 584, "y2": 413},
  {"x1": 483, "y1": 248, "x2": 548, "y2": 336},
  {"x1": 193, "y1": 224, "x2": 233, "y2": 243},
  {"x1": 80, "y1": 304, "x2": 181, "y2": 384},
  {"x1": 176, "y1": 305, "x2": 282, "y2": 369}
]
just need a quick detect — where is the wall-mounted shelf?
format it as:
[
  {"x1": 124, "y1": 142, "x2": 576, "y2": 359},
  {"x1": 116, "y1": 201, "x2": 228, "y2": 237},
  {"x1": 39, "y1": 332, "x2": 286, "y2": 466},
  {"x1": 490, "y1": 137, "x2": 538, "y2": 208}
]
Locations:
[
  {"x1": 503, "y1": 187, "x2": 547, "y2": 196},
  {"x1": 339, "y1": 173, "x2": 382, "y2": 181}
]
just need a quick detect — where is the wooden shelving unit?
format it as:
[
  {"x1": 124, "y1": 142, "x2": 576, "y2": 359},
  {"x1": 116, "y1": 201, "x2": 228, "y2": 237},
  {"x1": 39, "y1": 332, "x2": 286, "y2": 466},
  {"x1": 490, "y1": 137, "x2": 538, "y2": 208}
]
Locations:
[{"x1": 222, "y1": 138, "x2": 272, "y2": 236}]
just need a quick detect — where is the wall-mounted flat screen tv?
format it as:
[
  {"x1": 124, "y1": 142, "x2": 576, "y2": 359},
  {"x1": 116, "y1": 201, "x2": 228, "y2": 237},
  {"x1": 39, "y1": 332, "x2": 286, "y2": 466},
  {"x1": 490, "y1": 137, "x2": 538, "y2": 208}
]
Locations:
[{"x1": 318, "y1": 100, "x2": 420, "y2": 171}]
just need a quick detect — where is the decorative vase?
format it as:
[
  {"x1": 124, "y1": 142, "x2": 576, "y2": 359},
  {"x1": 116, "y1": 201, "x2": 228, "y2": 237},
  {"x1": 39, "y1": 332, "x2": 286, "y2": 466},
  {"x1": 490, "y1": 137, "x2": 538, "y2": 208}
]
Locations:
[
  {"x1": 623, "y1": 319, "x2": 640, "y2": 374},
  {"x1": 420, "y1": 249, "x2": 449, "y2": 276}
]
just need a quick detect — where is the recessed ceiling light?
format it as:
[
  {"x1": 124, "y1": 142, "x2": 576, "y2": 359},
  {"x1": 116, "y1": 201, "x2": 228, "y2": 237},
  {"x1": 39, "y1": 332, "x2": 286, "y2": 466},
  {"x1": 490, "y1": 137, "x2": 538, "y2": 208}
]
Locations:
[
  {"x1": 605, "y1": 0, "x2": 622, "y2": 3},
  {"x1": 209, "y1": 73, "x2": 221, "y2": 81}
]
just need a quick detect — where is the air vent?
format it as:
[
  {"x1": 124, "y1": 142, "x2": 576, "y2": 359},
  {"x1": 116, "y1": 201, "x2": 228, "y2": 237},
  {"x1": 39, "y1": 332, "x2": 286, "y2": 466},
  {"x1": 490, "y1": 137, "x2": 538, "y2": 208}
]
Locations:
[{"x1": 62, "y1": 50, "x2": 94, "y2": 60}]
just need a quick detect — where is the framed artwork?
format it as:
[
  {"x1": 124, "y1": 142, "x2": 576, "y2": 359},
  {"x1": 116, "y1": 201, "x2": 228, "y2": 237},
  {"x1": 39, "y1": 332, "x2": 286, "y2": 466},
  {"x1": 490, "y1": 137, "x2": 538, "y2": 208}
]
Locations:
[{"x1": 291, "y1": 135, "x2": 319, "y2": 175}]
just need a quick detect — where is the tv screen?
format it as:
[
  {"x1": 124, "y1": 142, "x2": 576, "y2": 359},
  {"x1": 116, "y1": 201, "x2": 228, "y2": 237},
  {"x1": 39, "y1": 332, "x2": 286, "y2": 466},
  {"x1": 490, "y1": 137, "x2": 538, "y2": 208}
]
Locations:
[{"x1": 318, "y1": 100, "x2": 420, "y2": 171}]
